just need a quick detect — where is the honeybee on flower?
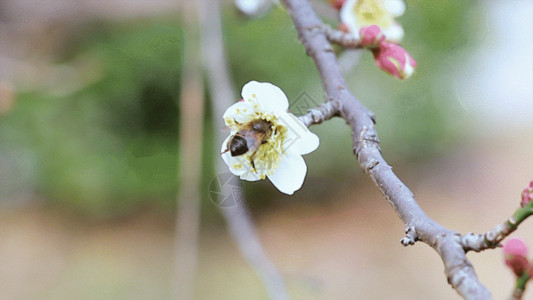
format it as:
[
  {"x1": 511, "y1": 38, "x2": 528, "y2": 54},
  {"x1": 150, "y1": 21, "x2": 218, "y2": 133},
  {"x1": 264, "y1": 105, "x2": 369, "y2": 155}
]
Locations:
[{"x1": 221, "y1": 81, "x2": 319, "y2": 195}]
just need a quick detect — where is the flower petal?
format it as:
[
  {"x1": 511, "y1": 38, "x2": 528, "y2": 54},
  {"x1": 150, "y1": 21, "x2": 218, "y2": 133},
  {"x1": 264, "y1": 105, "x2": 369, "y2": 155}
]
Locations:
[
  {"x1": 223, "y1": 101, "x2": 257, "y2": 126},
  {"x1": 235, "y1": 0, "x2": 273, "y2": 17},
  {"x1": 339, "y1": 0, "x2": 360, "y2": 40},
  {"x1": 277, "y1": 112, "x2": 319, "y2": 155},
  {"x1": 268, "y1": 154, "x2": 307, "y2": 195},
  {"x1": 242, "y1": 81, "x2": 289, "y2": 113},
  {"x1": 382, "y1": 23, "x2": 404, "y2": 43},
  {"x1": 384, "y1": 0, "x2": 406, "y2": 17},
  {"x1": 240, "y1": 169, "x2": 262, "y2": 181}
]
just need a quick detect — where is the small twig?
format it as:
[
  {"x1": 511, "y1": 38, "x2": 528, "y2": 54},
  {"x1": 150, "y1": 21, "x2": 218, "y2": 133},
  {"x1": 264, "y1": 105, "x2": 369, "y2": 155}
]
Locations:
[
  {"x1": 401, "y1": 226, "x2": 418, "y2": 246},
  {"x1": 200, "y1": 1, "x2": 289, "y2": 299},
  {"x1": 298, "y1": 100, "x2": 340, "y2": 127},
  {"x1": 461, "y1": 205, "x2": 533, "y2": 252},
  {"x1": 319, "y1": 24, "x2": 362, "y2": 49},
  {"x1": 460, "y1": 223, "x2": 513, "y2": 252}
]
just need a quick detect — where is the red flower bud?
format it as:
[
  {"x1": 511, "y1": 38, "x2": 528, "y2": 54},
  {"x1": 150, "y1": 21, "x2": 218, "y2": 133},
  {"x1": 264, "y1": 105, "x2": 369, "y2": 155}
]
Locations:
[
  {"x1": 372, "y1": 42, "x2": 417, "y2": 80},
  {"x1": 329, "y1": 0, "x2": 346, "y2": 10},
  {"x1": 359, "y1": 25, "x2": 385, "y2": 49},
  {"x1": 503, "y1": 238, "x2": 529, "y2": 277},
  {"x1": 520, "y1": 180, "x2": 533, "y2": 208}
]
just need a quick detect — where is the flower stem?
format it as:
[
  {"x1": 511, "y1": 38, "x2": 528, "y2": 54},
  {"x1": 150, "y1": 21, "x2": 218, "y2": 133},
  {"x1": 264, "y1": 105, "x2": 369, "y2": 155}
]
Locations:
[
  {"x1": 509, "y1": 205, "x2": 533, "y2": 229},
  {"x1": 510, "y1": 272, "x2": 530, "y2": 300}
]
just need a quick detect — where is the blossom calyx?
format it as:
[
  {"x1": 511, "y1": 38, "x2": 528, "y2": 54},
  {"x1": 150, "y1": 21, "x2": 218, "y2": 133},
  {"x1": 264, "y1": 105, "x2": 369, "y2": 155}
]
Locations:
[
  {"x1": 372, "y1": 41, "x2": 417, "y2": 79},
  {"x1": 359, "y1": 25, "x2": 385, "y2": 48}
]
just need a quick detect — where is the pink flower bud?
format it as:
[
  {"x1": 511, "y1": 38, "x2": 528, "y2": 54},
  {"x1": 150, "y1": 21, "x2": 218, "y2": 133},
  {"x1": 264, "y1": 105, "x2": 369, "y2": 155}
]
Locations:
[
  {"x1": 520, "y1": 180, "x2": 533, "y2": 208},
  {"x1": 503, "y1": 238, "x2": 529, "y2": 277},
  {"x1": 359, "y1": 25, "x2": 385, "y2": 49},
  {"x1": 372, "y1": 42, "x2": 417, "y2": 80}
]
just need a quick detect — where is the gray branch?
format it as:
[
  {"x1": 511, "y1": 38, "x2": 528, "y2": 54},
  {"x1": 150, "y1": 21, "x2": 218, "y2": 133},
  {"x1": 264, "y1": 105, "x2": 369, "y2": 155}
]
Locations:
[
  {"x1": 297, "y1": 100, "x2": 340, "y2": 127},
  {"x1": 200, "y1": 1, "x2": 289, "y2": 299},
  {"x1": 281, "y1": 0, "x2": 492, "y2": 299},
  {"x1": 174, "y1": 1, "x2": 203, "y2": 299},
  {"x1": 319, "y1": 24, "x2": 362, "y2": 49},
  {"x1": 460, "y1": 222, "x2": 514, "y2": 252}
]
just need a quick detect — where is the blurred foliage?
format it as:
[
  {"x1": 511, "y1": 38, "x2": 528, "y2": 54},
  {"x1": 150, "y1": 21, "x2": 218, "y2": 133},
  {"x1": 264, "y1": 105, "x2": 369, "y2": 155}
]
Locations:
[
  {"x1": 1, "y1": 20, "x2": 183, "y2": 216},
  {"x1": 0, "y1": 1, "x2": 480, "y2": 217}
]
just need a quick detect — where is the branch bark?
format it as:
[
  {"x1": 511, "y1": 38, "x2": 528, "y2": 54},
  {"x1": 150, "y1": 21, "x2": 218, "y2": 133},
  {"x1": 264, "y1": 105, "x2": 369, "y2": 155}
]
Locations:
[
  {"x1": 174, "y1": 1, "x2": 203, "y2": 299},
  {"x1": 281, "y1": 0, "x2": 492, "y2": 299},
  {"x1": 298, "y1": 100, "x2": 340, "y2": 127},
  {"x1": 200, "y1": 1, "x2": 289, "y2": 299},
  {"x1": 461, "y1": 204, "x2": 533, "y2": 252}
]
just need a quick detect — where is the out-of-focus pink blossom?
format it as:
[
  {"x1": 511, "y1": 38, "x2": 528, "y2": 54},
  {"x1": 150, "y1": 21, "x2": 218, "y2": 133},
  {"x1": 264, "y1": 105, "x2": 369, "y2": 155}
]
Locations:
[
  {"x1": 520, "y1": 180, "x2": 533, "y2": 208},
  {"x1": 359, "y1": 25, "x2": 385, "y2": 48},
  {"x1": 329, "y1": 0, "x2": 346, "y2": 10},
  {"x1": 372, "y1": 41, "x2": 417, "y2": 79},
  {"x1": 503, "y1": 238, "x2": 529, "y2": 277}
]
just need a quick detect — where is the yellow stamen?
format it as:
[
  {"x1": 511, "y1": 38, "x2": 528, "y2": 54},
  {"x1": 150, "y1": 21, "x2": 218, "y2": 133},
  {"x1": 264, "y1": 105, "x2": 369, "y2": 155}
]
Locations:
[{"x1": 354, "y1": 0, "x2": 393, "y2": 28}]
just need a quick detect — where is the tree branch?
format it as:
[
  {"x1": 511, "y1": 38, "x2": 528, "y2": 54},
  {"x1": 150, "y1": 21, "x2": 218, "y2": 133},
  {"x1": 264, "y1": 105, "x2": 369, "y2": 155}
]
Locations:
[
  {"x1": 297, "y1": 100, "x2": 340, "y2": 127},
  {"x1": 174, "y1": 1, "x2": 203, "y2": 298},
  {"x1": 319, "y1": 24, "x2": 362, "y2": 49},
  {"x1": 461, "y1": 204, "x2": 533, "y2": 252},
  {"x1": 200, "y1": 1, "x2": 289, "y2": 299},
  {"x1": 281, "y1": 0, "x2": 492, "y2": 299}
]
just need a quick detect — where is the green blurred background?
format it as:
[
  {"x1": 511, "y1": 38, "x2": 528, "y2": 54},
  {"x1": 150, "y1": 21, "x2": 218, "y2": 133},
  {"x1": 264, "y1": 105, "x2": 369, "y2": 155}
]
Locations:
[
  {"x1": 0, "y1": 0, "x2": 532, "y2": 299},
  {"x1": 0, "y1": 1, "x2": 479, "y2": 216}
]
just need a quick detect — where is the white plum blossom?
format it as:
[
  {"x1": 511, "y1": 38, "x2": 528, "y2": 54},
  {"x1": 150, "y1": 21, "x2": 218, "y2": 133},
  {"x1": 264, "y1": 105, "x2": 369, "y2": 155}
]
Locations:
[
  {"x1": 340, "y1": 0, "x2": 406, "y2": 43},
  {"x1": 221, "y1": 81, "x2": 319, "y2": 195}
]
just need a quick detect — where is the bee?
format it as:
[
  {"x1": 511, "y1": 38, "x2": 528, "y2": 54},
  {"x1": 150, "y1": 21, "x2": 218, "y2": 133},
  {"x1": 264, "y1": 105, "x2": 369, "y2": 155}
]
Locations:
[{"x1": 222, "y1": 119, "x2": 273, "y2": 169}]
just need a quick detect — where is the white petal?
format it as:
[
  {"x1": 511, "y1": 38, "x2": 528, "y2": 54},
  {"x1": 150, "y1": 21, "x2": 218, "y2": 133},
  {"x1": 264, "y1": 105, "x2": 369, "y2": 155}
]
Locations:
[
  {"x1": 242, "y1": 81, "x2": 289, "y2": 113},
  {"x1": 277, "y1": 112, "x2": 319, "y2": 155},
  {"x1": 267, "y1": 154, "x2": 307, "y2": 195},
  {"x1": 235, "y1": 0, "x2": 273, "y2": 18},
  {"x1": 339, "y1": 0, "x2": 361, "y2": 40},
  {"x1": 221, "y1": 134, "x2": 233, "y2": 154},
  {"x1": 383, "y1": 23, "x2": 404, "y2": 43},
  {"x1": 399, "y1": 54, "x2": 415, "y2": 79},
  {"x1": 223, "y1": 101, "x2": 257, "y2": 126},
  {"x1": 240, "y1": 169, "x2": 262, "y2": 181},
  {"x1": 383, "y1": 0, "x2": 406, "y2": 17}
]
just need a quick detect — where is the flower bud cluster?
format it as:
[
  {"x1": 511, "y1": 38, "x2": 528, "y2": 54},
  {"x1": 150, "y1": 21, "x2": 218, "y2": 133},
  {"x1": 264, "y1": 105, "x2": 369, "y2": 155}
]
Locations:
[
  {"x1": 359, "y1": 25, "x2": 417, "y2": 80},
  {"x1": 521, "y1": 180, "x2": 533, "y2": 208},
  {"x1": 330, "y1": 0, "x2": 417, "y2": 80}
]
